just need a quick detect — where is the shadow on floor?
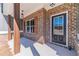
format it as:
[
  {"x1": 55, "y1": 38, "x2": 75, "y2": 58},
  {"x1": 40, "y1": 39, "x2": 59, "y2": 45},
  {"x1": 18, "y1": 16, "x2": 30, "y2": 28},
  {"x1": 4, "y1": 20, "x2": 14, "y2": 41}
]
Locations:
[
  {"x1": 20, "y1": 37, "x2": 76, "y2": 56},
  {"x1": 46, "y1": 43, "x2": 76, "y2": 56},
  {"x1": 20, "y1": 37, "x2": 40, "y2": 56}
]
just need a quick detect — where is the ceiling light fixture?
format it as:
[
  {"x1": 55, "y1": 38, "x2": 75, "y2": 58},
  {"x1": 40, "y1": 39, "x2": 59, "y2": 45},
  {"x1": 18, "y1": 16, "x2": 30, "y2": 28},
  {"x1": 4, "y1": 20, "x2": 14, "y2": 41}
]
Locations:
[{"x1": 50, "y1": 3, "x2": 55, "y2": 7}]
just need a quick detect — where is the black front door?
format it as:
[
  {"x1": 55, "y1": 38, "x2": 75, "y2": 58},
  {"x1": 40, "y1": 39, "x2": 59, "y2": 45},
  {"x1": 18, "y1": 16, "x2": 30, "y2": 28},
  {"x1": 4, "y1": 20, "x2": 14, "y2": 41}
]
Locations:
[{"x1": 52, "y1": 13, "x2": 66, "y2": 45}]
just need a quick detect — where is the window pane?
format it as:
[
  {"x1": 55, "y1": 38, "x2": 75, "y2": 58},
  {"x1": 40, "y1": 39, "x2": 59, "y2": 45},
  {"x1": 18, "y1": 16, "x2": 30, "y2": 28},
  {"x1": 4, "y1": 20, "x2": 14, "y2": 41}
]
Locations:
[
  {"x1": 31, "y1": 26, "x2": 32, "y2": 32},
  {"x1": 59, "y1": 16, "x2": 64, "y2": 26},
  {"x1": 31, "y1": 19, "x2": 34, "y2": 26},
  {"x1": 33, "y1": 26, "x2": 34, "y2": 32},
  {"x1": 26, "y1": 19, "x2": 35, "y2": 33},
  {"x1": 31, "y1": 19, "x2": 34, "y2": 33},
  {"x1": 27, "y1": 27, "x2": 29, "y2": 32},
  {"x1": 31, "y1": 26, "x2": 34, "y2": 33},
  {"x1": 27, "y1": 21, "x2": 30, "y2": 26}
]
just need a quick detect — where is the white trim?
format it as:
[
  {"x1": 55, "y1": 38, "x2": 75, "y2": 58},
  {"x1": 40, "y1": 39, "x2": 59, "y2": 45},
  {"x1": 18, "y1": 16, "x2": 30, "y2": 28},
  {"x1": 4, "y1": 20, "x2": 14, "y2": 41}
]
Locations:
[
  {"x1": 11, "y1": 31, "x2": 23, "y2": 33},
  {"x1": 0, "y1": 31, "x2": 8, "y2": 34},
  {"x1": 25, "y1": 18, "x2": 35, "y2": 33},
  {"x1": 0, "y1": 30, "x2": 23, "y2": 34},
  {"x1": 50, "y1": 11, "x2": 68, "y2": 47},
  {"x1": 66, "y1": 11, "x2": 68, "y2": 47}
]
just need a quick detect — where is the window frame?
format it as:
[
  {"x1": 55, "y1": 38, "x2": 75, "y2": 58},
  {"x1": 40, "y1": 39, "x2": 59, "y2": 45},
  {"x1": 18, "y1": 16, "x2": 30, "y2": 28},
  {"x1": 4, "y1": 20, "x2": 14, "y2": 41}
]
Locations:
[{"x1": 26, "y1": 18, "x2": 35, "y2": 33}]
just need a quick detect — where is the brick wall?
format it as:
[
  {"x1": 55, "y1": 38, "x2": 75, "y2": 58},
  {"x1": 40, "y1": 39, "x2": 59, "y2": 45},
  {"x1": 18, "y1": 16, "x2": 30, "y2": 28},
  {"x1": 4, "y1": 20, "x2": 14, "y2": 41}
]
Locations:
[
  {"x1": 74, "y1": 4, "x2": 79, "y2": 55},
  {"x1": 23, "y1": 4, "x2": 77, "y2": 49},
  {"x1": 46, "y1": 3, "x2": 76, "y2": 48},
  {"x1": 24, "y1": 8, "x2": 46, "y2": 44},
  {"x1": 75, "y1": 4, "x2": 79, "y2": 33}
]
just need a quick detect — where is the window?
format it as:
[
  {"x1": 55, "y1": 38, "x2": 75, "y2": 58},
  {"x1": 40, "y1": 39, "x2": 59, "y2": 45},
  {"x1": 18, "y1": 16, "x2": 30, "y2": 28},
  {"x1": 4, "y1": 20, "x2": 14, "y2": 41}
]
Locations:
[{"x1": 26, "y1": 19, "x2": 34, "y2": 33}]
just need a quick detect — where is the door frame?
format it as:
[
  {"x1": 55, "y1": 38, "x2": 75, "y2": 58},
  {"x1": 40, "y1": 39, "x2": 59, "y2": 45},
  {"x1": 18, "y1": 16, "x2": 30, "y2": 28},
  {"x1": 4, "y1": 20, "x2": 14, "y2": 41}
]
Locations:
[{"x1": 50, "y1": 11, "x2": 68, "y2": 47}]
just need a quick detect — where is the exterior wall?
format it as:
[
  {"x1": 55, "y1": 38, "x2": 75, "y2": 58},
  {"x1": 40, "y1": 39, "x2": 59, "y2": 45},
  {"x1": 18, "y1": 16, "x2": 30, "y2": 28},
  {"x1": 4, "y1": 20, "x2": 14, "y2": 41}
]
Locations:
[
  {"x1": 76, "y1": 4, "x2": 79, "y2": 33},
  {"x1": 74, "y1": 4, "x2": 79, "y2": 55},
  {"x1": 24, "y1": 8, "x2": 46, "y2": 44},
  {"x1": 23, "y1": 4, "x2": 77, "y2": 48},
  {"x1": 47, "y1": 3, "x2": 76, "y2": 48}
]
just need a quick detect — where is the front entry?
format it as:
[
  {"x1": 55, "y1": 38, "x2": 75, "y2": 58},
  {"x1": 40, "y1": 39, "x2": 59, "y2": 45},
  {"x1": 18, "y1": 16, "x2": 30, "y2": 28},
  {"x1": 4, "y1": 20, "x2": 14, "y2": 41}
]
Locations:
[{"x1": 52, "y1": 13, "x2": 66, "y2": 45}]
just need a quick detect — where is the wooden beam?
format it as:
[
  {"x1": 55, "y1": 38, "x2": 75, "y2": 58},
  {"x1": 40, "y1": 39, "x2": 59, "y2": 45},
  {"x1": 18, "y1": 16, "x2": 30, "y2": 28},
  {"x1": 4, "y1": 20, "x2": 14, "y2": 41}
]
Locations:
[
  {"x1": 8, "y1": 15, "x2": 11, "y2": 41},
  {"x1": 14, "y1": 3, "x2": 20, "y2": 54}
]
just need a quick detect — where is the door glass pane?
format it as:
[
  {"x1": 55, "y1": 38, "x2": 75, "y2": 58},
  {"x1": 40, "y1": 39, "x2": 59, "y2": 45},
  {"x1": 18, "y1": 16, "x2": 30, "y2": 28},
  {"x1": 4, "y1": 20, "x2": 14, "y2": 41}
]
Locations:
[
  {"x1": 53, "y1": 17, "x2": 59, "y2": 27},
  {"x1": 53, "y1": 15, "x2": 64, "y2": 35},
  {"x1": 58, "y1": 16, "x2": 64, "y2": 35}
]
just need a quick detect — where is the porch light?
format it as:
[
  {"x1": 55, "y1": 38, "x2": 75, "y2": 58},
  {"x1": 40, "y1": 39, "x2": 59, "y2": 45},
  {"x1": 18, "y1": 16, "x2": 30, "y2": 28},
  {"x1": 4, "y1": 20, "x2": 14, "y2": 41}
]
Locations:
[
  {"x1": 21, "y1": 10, "x2": 24, "y2": 19},
  {"x1": 21, "y1": 10, "x2": 25, "y2": 33},
  {"x1": 49, "y1": 3, "x2": 55, "y2": 7}
]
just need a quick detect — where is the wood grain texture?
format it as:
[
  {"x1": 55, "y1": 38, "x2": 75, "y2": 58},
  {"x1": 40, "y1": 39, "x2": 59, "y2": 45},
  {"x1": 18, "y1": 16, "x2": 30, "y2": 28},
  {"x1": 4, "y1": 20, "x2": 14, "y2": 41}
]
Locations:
[{"x1": 14, "y1": 3, "x2": 20, "y2": 54}]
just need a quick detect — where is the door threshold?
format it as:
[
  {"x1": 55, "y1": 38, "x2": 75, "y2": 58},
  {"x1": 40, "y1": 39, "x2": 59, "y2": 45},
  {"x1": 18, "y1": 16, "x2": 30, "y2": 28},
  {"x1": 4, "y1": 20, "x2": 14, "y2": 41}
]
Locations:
[{"x1": 49, "y1": 42, "x2": 68, "y2": 48}]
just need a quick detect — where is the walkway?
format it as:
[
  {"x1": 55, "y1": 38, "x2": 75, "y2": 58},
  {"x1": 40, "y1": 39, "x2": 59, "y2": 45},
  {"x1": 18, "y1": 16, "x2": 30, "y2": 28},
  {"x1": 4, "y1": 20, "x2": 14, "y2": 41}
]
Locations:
[
  {"x1": 0, "y1": 44, "x2": 13, "y2": 56},
  {"x1": 14, "y1": 37, "x2": 76, "y2": 56}
]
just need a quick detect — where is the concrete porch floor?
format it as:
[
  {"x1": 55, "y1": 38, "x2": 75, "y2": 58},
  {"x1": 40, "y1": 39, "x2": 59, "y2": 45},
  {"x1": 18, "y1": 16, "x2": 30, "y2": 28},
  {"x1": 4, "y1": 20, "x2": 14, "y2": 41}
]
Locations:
[{"x1": 8, "y1": 37, "x2": 76, "y2": 56}]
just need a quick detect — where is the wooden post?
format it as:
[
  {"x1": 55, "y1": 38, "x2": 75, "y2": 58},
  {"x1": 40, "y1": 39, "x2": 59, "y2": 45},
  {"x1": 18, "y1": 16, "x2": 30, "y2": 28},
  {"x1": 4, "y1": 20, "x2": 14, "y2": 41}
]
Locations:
[
  {"x1": 8, "y1": 15, "x2": 11, "y2": 41},
  {"x1": 14, "y1": 3, "x2": 20, "y2": 54}
]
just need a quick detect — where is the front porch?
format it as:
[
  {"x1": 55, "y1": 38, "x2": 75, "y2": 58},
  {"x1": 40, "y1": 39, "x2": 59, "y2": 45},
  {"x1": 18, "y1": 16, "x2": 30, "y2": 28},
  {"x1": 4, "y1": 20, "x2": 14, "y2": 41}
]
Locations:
[
  {"x1": 0, "y1": 3, "x2": 79, "y2": 56},
  {"x1": 8, "y1": 37, "x2": 76, "y2": 56}
]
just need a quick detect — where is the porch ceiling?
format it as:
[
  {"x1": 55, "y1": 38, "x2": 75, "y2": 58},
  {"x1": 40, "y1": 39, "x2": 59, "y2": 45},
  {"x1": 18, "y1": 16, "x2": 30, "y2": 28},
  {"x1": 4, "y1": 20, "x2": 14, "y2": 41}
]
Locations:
[{"x1": 20, "y1": 3, "x2": 63, "y2": 17}]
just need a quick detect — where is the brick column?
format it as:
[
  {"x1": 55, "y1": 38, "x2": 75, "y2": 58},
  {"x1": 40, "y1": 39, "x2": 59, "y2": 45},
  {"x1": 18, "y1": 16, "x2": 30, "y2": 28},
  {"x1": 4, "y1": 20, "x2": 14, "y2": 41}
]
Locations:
[
  {"x1": 43, "y1": 9, "x2": 46, "y2": 43},
  {"x1": 34, "y1": 16, "x2": 38, "y2": 33},
  {"x1": 14, "y1": 3, "x2": 20, "y2": 54}
]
